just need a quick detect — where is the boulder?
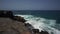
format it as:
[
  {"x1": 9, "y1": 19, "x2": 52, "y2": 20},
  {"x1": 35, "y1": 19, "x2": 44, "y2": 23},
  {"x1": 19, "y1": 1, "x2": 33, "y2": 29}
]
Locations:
[
  {"x1": 39, "y1": 31, "x2": 49, "y2": 34},
  {"x1": 25, "y1": 23, "x2": 32, "y2": 27},
  {"x1": 13, "y1": 16, "x2": 26, "y2": 23},
  {"x1": 24, "y1": 23, "x2": 34, "y2": 30},
  {"x1": 32, "y1": 29, "x2": 39, "y2": 33}
]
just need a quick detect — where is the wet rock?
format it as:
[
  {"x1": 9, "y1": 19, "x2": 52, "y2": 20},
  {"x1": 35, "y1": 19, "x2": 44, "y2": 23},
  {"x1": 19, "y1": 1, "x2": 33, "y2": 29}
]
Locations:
[
  {"x1": 13, "y1": 16, "x2": 26, "y2": 23},
  {"x1": 32, "y1": 29, "x2": 39, "y2": 33},
  {"x1": 25, "y1": 23, "x2": 32, "y2": 27},
  {"x1": 32, "y1": 29, "x2": 49, "y2": 34},
  {"x1": 24, "y1": 23, "x2": 34, "y2": 31},
  {"x1": 39, "y1": 31, "x2": 49, "y2": 34}
]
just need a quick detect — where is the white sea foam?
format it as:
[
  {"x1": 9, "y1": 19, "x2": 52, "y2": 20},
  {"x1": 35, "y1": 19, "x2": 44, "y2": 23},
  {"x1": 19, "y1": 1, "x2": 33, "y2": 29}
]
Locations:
[{"x1": 15, "y1": 14, "x2": 60, "y2": 34}]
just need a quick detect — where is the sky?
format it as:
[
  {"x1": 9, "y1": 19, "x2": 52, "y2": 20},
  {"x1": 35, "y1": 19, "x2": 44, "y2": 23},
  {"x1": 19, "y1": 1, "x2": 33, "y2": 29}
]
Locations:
[{"x1": 0, "y1": 0, "x2": 60, "y2": 10}]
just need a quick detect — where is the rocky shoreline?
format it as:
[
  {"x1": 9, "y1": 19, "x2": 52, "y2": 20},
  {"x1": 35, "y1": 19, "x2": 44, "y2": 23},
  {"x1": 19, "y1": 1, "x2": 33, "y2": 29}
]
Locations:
[{"x1": 0, "y1": 11, "x2": 49, "y2": 34}]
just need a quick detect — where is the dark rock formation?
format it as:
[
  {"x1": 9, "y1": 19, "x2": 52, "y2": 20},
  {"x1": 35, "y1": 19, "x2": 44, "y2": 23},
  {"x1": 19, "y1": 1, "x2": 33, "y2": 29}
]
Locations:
[
  {"x1": 39, "y1": 31, "x2": 49, "y2": 34},
  {"x1": 32, "y1": 29, "x2": 39, "y2": 33},
  {"x1": 0, "y1": 11, "x2": 4, "y2": 17},
  {"x1": 0, "y1": 11, "x2": 26, "y2": 23},
  {"x1": 13, "y1": 16, "x2": 26, "y2": 23},
  {"x1": 25, "y1": 23, "x2": 32, "y2": 27},
  {"x1": 24, "y1": 23, "x2": 34, "y2": 30},
  {"x1": 0, "y1": 11, "x2": 13, "y2": 18},
  {"x1": 6, "y1": 11, "x2": 13, "y2": 18},
  {"x1": 32, "y1": 29, "x2": 49, "y2": 34},
  {"x1": 13, "y1": 22, "x2": 49, "y2": 34}
]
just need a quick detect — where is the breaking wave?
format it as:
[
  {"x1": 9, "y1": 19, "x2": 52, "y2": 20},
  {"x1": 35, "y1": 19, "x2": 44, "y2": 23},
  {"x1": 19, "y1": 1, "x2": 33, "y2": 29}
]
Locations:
[{"x1": 15, "y1": 14, "x2": 60, "y2": 34}]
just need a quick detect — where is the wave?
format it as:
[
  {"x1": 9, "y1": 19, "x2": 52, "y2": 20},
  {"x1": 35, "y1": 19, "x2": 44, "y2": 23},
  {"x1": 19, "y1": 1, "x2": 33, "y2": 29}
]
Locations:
[{"x1": 15, "y1": 14, "x2": 60, "y2": 34}]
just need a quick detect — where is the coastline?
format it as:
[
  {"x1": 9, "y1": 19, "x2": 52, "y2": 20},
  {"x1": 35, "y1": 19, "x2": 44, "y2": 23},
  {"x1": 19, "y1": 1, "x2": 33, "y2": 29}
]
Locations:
[{"x1": 0, "y1": 11, "x2": 49, "y2": 34}]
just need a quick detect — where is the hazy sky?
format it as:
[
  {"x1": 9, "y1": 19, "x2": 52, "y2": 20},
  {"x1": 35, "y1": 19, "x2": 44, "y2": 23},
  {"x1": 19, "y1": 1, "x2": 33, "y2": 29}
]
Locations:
[{"x1": 0, "y1": 0, "x2": 60, "y2": 10}]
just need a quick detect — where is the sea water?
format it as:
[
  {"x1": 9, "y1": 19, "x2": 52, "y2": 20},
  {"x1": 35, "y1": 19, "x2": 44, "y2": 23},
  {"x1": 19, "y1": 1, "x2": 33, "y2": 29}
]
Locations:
[{"x1": 13, "y1": 11, "x2": 60, "y2": 34}]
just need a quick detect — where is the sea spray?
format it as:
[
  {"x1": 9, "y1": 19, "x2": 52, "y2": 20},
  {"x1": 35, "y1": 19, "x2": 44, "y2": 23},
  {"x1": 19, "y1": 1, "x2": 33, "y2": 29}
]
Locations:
[{"x1": 15, "y1": 14, "x2": 60, "y2": 34}]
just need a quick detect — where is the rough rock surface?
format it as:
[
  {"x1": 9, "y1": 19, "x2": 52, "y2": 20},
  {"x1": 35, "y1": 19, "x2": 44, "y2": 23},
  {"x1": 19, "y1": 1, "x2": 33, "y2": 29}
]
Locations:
[
  {"x1": 13, "y1": 16, "x2": 26, "y2": 23},
  {"x1": 0, "y1": 11, "x2": 32, "y2": 34},
  {"x1": 0, "y1": 18, "x2": 31, "y2": 34}
]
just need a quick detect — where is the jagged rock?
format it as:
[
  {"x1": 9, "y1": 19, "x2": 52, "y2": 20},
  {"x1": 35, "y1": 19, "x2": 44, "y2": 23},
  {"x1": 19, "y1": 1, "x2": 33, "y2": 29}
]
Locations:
[
  {"x1": 24, "y1": 23, "x2": 34, "y2": 30},
  {"x1": 13, "y1": 16, "x2": 26, "y2": 23},
  {"x1": 25, "y1": 23, "x2": 32, "y2": 27},
  {"x1": 39, "y1": 31, "x2": 49, "y2": 34},
  {"x1": 32, "y1": 29, "x2": 39, "y2": 33},
  {"x1": 32, "y1": 29, "x2": 40, "y2": 34},
  {"x1": 32, "y1": 29, "x2": 49, "y2": 34}
]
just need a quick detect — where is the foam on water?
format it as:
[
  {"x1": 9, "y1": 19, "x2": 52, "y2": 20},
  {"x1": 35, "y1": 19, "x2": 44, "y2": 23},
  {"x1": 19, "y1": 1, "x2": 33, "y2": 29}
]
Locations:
[{"x1": 15, "y1": 14, "x2": 60, "y2": 34}]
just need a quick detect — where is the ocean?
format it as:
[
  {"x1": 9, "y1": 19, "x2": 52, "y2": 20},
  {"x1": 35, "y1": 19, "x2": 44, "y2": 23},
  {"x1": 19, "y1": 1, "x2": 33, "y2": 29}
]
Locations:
[{"x1": 13, "y1": 10, "x2": 60, "y2": 34}]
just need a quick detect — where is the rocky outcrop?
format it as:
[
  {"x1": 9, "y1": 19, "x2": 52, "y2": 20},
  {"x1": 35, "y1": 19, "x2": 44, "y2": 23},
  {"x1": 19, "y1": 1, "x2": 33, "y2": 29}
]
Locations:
[
  {"x1": 31, "y1": 29, "x2": 49, "y2": 34},
  {"x1": 39, "y1": 31, "x2": 49, "y2": 34},
  {"x1": 0, "y1": 11, "x2": 26, "y2": 23},
  {"x1": 24, "y1": 23, "x2": 34, "y2": 29},
  {"x1": 13, "y1": 16, "x2": 26, "y2": 23},
  {"x1": 0, "y1": 11, "x2": 13, "y2": 18},
  {"x1": 24, "y1": 23, "x2": 49, "y2": 34},
  {"x1": 0, "y1": 11, "x2": 31, "y2": 34},
  {"x1": 0, "y1": 11, "x2": 49, "y2": 34},
  {"x1": 0, "y1": 18, "x2": 32, "y2": 34}
]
